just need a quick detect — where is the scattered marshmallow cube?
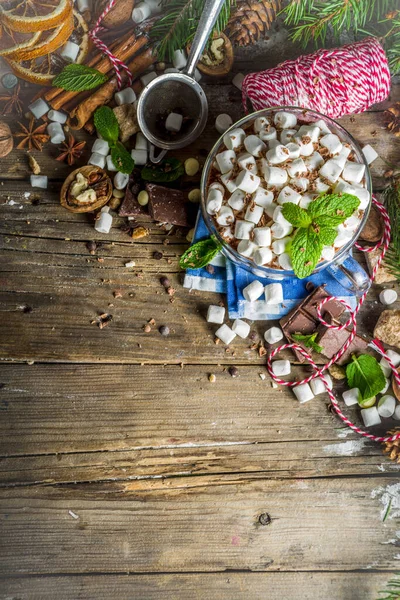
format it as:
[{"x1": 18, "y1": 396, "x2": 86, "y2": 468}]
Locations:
[
  {"x1": 293, "y1": 382, "x2": 314, "y2": 404},
  {"x1": 290, "y1": 177, "x2": 309, "y2": 192},
  {"x1": 94, "y1": 206, "x2": 112, "y2": 234},
  {"x1": 265, "y1": 282, "x2": 283, "y2": 305},
  {"x1": 264, "y1": 326, "x2": 284, "y2": 344},
  {"x1": 215, "y1": 324, "x2": 236, "y2": 345},
  {"x1": 320, "y1": 133, "x2": 343, "y2": 155},
  {"x1": 245, "y1": 203, "x2": 263, "y2": 224},
  {"x1": 262, "y1": 164, "x2": 288, "y2": 186},
  {"x1": 48, "y1": 109, "x2": 67, "y2": 124},
  {"x1": 271, "y1": 222, "x2": 293, "y2": 239},
  {"x1": 206, "y1": 305, "x2": 225, "y2": 324},
  {"x1": 228, "y1": 189, "x2": 246, "y2": 211},
  {"x1": 131, "y1": 149, "x2": 148, "y2": 166},
  {"x1": 296, "y1": 140, "x2": 314, "y2": 157},
  {"x1": 60, "y1": 40, "x2": 80, "y2": 62},
  {"x1": 237, "y1": 240, "x2": 258, "y2": 258},
  {"x1": 220, "y1": 171, "x2": 238, "y2": 193},
  {"x1": 235, "y1": 220, "x2": 254, "y2": 240},
  {"x1": 235, "y1": 169, "x2": 260, "y2": 194},
  {"x1": 232, "y1": 319, "x2": 250, "y2": 339},
  {"x1": 332, "y1": 153, "x2": 347, "y2": 169},
  {"x1": 114, "y1": 172, "x2": 129, "y2": 190},
  {"x1": 47, "y1": 121, "x2": 65, "y2": 144},
  {"x1": 380, "y1": 357, "x2": 392, "y2": 378},
  {"x1": 232, "y1": 72, "x2": 245, "y2": 90},
  {"x1": 165, "y1": 112, "x2": 183, "y2": 132},
  {"x1": 273, "y1": 205, "x2": 292, "y2": 227},
  {"x1": 237, "y1": 152, "x2": 257, "y2": 172},
  {"x1": 215, "y1": 113, "x2": 233, "y2": 134},
  {"x1": 278, "y1": 252, "x2": 293, "y2": 271},
  {"x1": 296, "y1": 125, "x2": 320, "y2": 143},
  {"x1": 264, "y1": 202, "x2": 278, "y2": 219},
  {"x1": 254, "y1": 116, "x2": 269, "y2": 132},
  {"x1": 305, "y1": 152, "x2": 324, "y2": 171},
  {"x1": 30, "y1": 175, "x2": 48, "y2": 189},
  {"x1": 253, "y1": 226, "x2": 271, "y2": 247},
  {"x1": 253, "y1": 187, "x2": 273, "y2": 208},
  {"x1": 223, "y1": 128, "x2": 246, "y2": 151},
  {"x1": 106, "y1": 155, "x2": 118, "y2": 171},
  {"x1": 253, "y1": 247, "x2": 273, "y2": 266},
  {"x1": 342, "y1": 388, "x2": 360, "y2": 406},
  {"x1": 287, "y1": 158, "x2": 307, "y2": 178},
  {"x1": 272, "y1": 236, "x2": 291, "y2": 255},
  {"x1": 379, "y1": 378, "x2": 391, "y2": 395},
  {"x1": 271, "y1": 359, "x2": 291, "y2": 376},
  {"x1": 277, "y1": 186, "x2": 302, "y2": 205},
  {"x1": 92, "y1": 138, "x2": 109, "y2": 156},
  {"x1": 140, "y1": 71, "x2": 158, "y2": 87},
  {"x1": 244, "y1": 134, "x2": 266, "y2": 157},
  {"x1": 379, "y1": 289, "x2": 398, "y2": 305},
  {"x1": 280, "y1": 129, "x2": 297, "y2": 145},
  {"x1": 362, "y1": 144, "x2": 378, "y2": 165},
  {"x1": 132, "y1": 1, "x2": 151, "y2": 22},
  {"x1": 342, "y1": 161, "x2": 366, "y2": 184},
  {"x1": 394, "y1": 405, "x2": 400, "y2": 421},
  {"x1": 319, "y1": 159, "x2": 343, "y2": 184},
  {"x1": 310, "y1": 374, "x2": 333, "y2": 396},
  {"x1": 387, "y1": 349, "x2": 400, "y2": 367},
  {"x1": 285, "y1": 142, "x2": 301, "y2": 159},
  {"x1": 313, "y1": 119, "x2": 331, "y2": 134},
  {"x1": 243, "y1": 280, "x2": 264, "y2": 302},
  {"x1": 144, "y1": 0, "x2": 163, "y2": 13},
  {"x1": 164, "y1": 67, "x2": 180, "y2": 74},
  {"x1": 314, "y1": 178, "x2": 331, "y2": 193},
  {"x1": 378, "y1": 395, "x2": 396, "y2": 418},
  {"x1": 274, "y1": 111, "x2": 297, "y2": 129},
  {"x1": 361, "y1": 406, "x2": 381, "y2": 427},
  {"x1": 135, "y1": 132, "x2": 148, "y2": 150},
  {"x1": 266, "y1": 145, "x2": 290, "y2": 165},
  {"x1": 216, "y1": 150, "x2": 236, "y2": 174},
  {"x1": 172, "y1": 49, "x2": 187, "y2": 69},
  {"x1": 115, "y1": 87, "x2": 136, "y2": 106},
  {"x1": 259, "y1": 127, "x2": 277, "y2": 142},
  {"x1": 216, "y1": 206, "x2": 235, "y2": 226},
  {"x1": 206, "y1": 188, "x2": 223, "y2": 215},
  {"x1": 88, "y1": 152, "x2": 106, "y2": 169}
]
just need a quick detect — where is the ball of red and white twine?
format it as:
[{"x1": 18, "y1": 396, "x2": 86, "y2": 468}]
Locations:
[
  {"x1": 267, "y1": 198, "x2": 400, "y2": 444},
  {"x1": 242, "y1": 37, "x2": 391, "y2": 119},
  {"x1": 89, "y1": 0, "x2": 133, "y2": 90}
]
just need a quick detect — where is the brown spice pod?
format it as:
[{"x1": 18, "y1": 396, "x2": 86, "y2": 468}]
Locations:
[
  {"x1": 187, "y1": 32, "x2": 234, "y2": 76},
  {"x1": 60, "y1": 166, "x2": 112, "y2": 213},
  {"x1": 96, "y1": 0, "x2": 135, "y2": 28},
  {"x1": 0, "y1": 121, "x2": 13, "y2": 157}
]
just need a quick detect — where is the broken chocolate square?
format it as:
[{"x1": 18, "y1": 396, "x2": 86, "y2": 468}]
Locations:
[
  {"x1": 119, "y1": 171, "x2": 145, "y2": 217},
  {"x1": 316, "y1": 316, "x2": 371, "y2": 365},
  {"x1": 146, "y1": 183, "x2": 189, "y2": 227}
]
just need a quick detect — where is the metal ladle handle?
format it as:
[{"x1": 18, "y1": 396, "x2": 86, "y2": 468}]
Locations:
[{"x1": 184, "y1": 0, "x2": 227, "y2": 78}]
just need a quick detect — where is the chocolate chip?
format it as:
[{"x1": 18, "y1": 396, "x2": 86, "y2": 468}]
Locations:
[
  {"x1": 159, "y1": 325, "x2": 170, "y2": 336},
  {"x1": 22, "y1": 305, "x2": 32, "y2": 313},
  {"x1": 153, "y1": 251, "x2": 163, "y2": 260},
  {"x1": 160, "y1": 276, "x2": 170, "y2": 288},
  {"x1": 228, "y1": 366, "x2": 238, "y2": 378},
  {"x1": 86, "y1": 240, "x2": 97, "y2": 255},
  {"x1": 120, "y1": 223, "x2": 131, "y2": 234}
]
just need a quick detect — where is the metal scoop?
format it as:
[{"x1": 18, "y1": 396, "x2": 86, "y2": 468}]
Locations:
[{"x1": 137, "y1": 0, "x2": 226, "y2": 163}]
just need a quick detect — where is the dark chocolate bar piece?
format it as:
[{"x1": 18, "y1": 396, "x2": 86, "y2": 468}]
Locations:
[
  {"x1": 316, "y1": 316, "x2": 371, "y2": 365},
  {"x1": 146, "y1": 183, "x2": 189, "y2": 227},
  {"x1": 119, "y1": 173, "x2": 145, "y2": 217}
]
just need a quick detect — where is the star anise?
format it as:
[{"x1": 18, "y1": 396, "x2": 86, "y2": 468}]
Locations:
[
  {"x1": 385, "y1": 102, "x2": 400, "y2": 137},
  {"x1": 14, "y1": 118, "x2": 49, "y2": 151},
  {"x1": 0, "y1": 84, "x2": 24, "y2": 116},
  {"x1": 56, "y1": 134, "x2": 86, "y2": 166}
]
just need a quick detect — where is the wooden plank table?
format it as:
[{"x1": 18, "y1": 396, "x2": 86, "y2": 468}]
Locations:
[{"x1": 1, "y1": 28, "x2": 400, "y2": 600}]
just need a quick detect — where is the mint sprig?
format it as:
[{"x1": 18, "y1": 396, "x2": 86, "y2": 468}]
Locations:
[
  {"x1": 292, "y1": 332, "x2": 323, "y2": 353},
  {"x1": 282, "y1": 193, "x2": 360, "y2": 279},
  {"x1": 94, "y1": 106, "x2": 134, "y2": 175},
  {"x1": 179, "y1": 236, "x2": 222, "y2": 270},
  {"x1": 345, "y1": 354, "x2": 386, "y2": 404},
  {"x1": 53, "y1": 64, "x2": 108, "y2": 92}
]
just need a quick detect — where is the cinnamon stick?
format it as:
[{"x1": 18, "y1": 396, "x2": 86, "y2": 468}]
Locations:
[{"x1": 68, "y1": 47, "x2": 156, "y2": 130}]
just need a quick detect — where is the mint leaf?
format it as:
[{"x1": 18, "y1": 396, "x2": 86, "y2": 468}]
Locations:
[
  {"x1": 281, "y1": 203, "x2": 312, "y2": 228},
  {"x1": 308, "y1": 193, "x2": 360, "y2": 223},
  {"x1": 290, "y1": 227, "x2": 323, "y2": 279},
  {"x1": 53, "y1": 64, "x2": 108, "y2": 92},
  {"x1": 111, "y1": 141, "x2": 135, "y2": 174},
  {"x1": 94, "y1": 106, "x2": 119, "y2": 144},
  {"x1": 179, "y1": 236, "x2": 222, "y2": 270},
  {"x1": 318, "y1": 226, "x2": 337, "y2": 246},
  {"x1": 292, "y1": 332, "x2": 323, "y2": 353},
  {"x1": 346, "y1": 354, "x2": 386, "y2": 403},
  {"x1": 141, "y1": 158, "x2": 184, "y2": 183}
]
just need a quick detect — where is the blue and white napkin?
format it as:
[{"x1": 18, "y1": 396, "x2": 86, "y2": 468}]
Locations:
[{"x1": 183, "y1": 214, "x2": 357, "y2": 320}]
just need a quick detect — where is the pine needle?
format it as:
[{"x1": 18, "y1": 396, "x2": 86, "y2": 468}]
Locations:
[
  {"x1": 383, "y1": 178, "x2": 400, "y2": 283},
  {"x1": 376, "y1": 574, "x2": 400, "y2": 599}
]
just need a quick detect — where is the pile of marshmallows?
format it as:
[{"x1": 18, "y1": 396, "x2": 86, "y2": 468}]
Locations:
[{"x1": 206, "y1": 110, "x2": 378, "y2": 270}]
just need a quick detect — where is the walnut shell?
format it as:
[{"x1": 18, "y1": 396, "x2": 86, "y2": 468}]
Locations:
[
  {"x1": 187, "y1": 33, "x2": 234, "y2": 77},
  {"x1": 96, "y1": 0, "x2": 135, "y2": 28},
  {"x1": 0, "y1": 121, "x2": 13, "y2": 158},
  {"x1": 60, "y1": 166, "x2": 112, "y2": 213}
]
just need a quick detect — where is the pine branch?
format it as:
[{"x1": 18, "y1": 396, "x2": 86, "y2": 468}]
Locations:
[
  {"x1": 383, "y1": 178, "x2": 400, "y2": 283},
  {"x1": 376, "y1": 574, "x2": 400, "y2": 599}
]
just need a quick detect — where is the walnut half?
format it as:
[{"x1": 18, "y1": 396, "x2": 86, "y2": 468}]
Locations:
[{"x1": 60, "y1": 166, "x2": 112, "y2": 213}]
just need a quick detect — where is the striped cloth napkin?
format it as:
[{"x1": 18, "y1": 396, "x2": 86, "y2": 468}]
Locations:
[{"x1": 183, "y1": 213, "x2": 357, "y2": 320}]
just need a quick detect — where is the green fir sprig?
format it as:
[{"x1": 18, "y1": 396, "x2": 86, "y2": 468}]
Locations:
[
  {"x1": 376, "y1": 574, "x2": 400, "y2": 600},
  {"x1": 383, "y1": 177, "x2": 400, "y2": 282},
  {"x1": 150, "y1": 0, "x2": 234, "y2": 62}
]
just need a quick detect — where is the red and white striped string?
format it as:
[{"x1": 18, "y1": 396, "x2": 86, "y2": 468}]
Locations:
[
  {"x1": 89, "y1": 0, "x2": 133, "y2": 90},
  {"x1": 266, "y1": 197, "x2": 400, "y2": 444}
]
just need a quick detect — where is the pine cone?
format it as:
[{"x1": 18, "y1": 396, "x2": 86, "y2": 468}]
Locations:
[
  {"x1": 383, "y1": 429, "x2": 400, "y2": 463},
  {"x1": 225, "y1": 0, "x2": 281, "y2": 46},
  {"x1": 384, "y1": 102, "x2": 400, "y2": 137}
]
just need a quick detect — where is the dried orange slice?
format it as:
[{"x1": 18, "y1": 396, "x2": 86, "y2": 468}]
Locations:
[
  {"x1": 0, "y1": 0, "x2": 73, "y2": 33},
  {"x1": 0, "y1": 22, "x2": 41, "y2": 58},
  {"x1": 6, "y1": 10, "x2": 89, "y2": 86}
]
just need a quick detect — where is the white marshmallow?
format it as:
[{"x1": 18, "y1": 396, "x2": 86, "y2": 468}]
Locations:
[
  {"x1": 271, "y1": 222, "x2": 293, "y2": 239},
  {"x1": 164, "y1": 68, "x2": 180, "y2": 74},
  {"x1": 172, "y1": 49, "x2": 187, "y2": 69},
  {"x1": 274, "y1": 111, "x2": 297, "y2": 129},
  {"x1": 232, "y1": 72, "x2": 245, "y2": 91},
  {"x1": 135, "y1": 133, "x2": 148, "y2": 150},
  {"x1": 379, "y1": 378, "x2": 391, "y2": 394},
  {"x1": 271, "y1": 359, "x2": 291, "y2": 376},
  {"x1": 277, "y1": 186, "x2": 302, "y2": 205},
  {"x1": 259, "y1": 127, "x2": 277, "y2": 142},
  {"x1": 378, "y1": 395, "x2": 396, "y2": 418},
  {"x1": 313, "y1": 119, "x2": 331, "y2": 134},
  {"x1": 266, "y1": 145, "x2": 290, "y2": 165},
  {"x1": 235, "y1": 220, "x2": 254, "y2": 240},
  {"x1": 264, "y1": 282, "x2": 283, "y2": 305},
  {"x1": 387, "y1": 349, "x2": 400, "y2": 367},
  {"x1": 216, "y1": 206, "x2": 235, "y2": 226},
  {"x1": 106, "y1": 155, "x2": 118, "y2": 171},
  {"x1": 287, "y1": 158, "x2": 307, "y2": 178},
  {"x1": 237, "y1": 240, "x2": 258, "y2": 258},
  {"x1": 264, "y1": 203, "x2": 278, "y2": 219},
  {"x1": 261, "y1": 163, "x2": 288, "y2": 186},
  {"x1": 296, "y1": 139, "x2": 314, "y2": 156},
  {"x1": 320, "y1": 133, "x2": 343, "y2": 155},
  {"x1": 220, "y1": 226, "x2": 233, "y2": 241},
  {"x1": 237, "y1": 152, "x2": 257, "y2": 172},
  {"x1": 47, "y1": 121, "x2": 65, "y2": 144},
  {"x1": 362, "y1": 144, "x2": 379, "y2": 165},
  {"x1": 206, "y1": 305, "x2": 225, "y2": 324},
  {"x1": 88, "y1": 152, "x2": 106, "y2": 169},
  {"x1": 264, "y1": 326, "x2": 284, "y2": 344},
  {"x1": 280, "y1": 129, "x2": 297, "y2": 145},
  {"x1": 321, "y1": 246, "x2": 335, "y2": 261},
  {"x1": 94, "y1": 206, "x2": 112, "y2": 234},
  {"x1": 215, "y1": 113, "x2": 233, "y2": 134},
  {"x1": 60, "y1": 41, "x2": 80, "y2": 63},
  {"x1": 254, "y1": 116, "x2": 269, "y2": 132},
  {"x1": 253, "y1": 227, "x2": 271, "y2": 247},
  {"x1": 206, "y1": 188, "x2": 223, "y2": 215},
  {"x1": 114, "y1": 172, "x2": 129, "y2": 190},
  {"x1": 132, "y1": 2, "x2": 151, "y2": 22},
  {"x1": 228, "y1": 189, "x2": 246, "y2": 211},
  {"x1": 245, "y1": 203, "x2": 263, "y2": 225},
  {"x1": 319, "y1": 159, "x2": 343, "y2": 183},
  {"x1": 299, "y1": 194, "x2": 315, "y2": 209},
  {"x1": 273, "y1": 205, "x2": 292, "y2": 227},
  {"x1": 293, "y1": 382, "x2": 314, "y2": 404},
  {"x1": 209, "y1": 182, "x2": 225, "y2": 194},
  {"x1": 48, "y1": 109, "x2": 67, "y2": 124},
  {"x1": 361, "y1": 406, "x2": 381, "y2": 427},
  {"x1": 165, "y1": 112, "x2": 183, "y2": 132},
  {"x1": 342, "y1": 388, "x2": 360, "y2": 406},
  {"x1": 394, "y1": 405, "x2": 400, "y2": 421},
  {"x1": 379, "y1": 289, "x2": 398, "y2": 305},
  {"x1": 215, "y1": 324, "x2": 236, "y2": 345},
  {"x1": 30, "y1": 175, "x2": 48, "y2": 189},
  {"x1": 343, "y1": 215, "x2": 361, "y2": 231},
  {"x1": 314, "y1": 178, "x2": 331, "y2": 193},
  {"x1": 232, "y1": 319, "x2": 250, "y2": 339},
  {"x1": 268, "y1": 140, "x2": 281, "y2": 152},
  {"x1": 114, "y1": 87, "x2": 136, "y2": 106},
  {"x1": 92, "y1": 138, "x2": 109, "y2": 156},
  {"x1": 335, "y1": 181, "x2": 370, "y2": 209},
  {"x1": 380, "y1": 357, "x2": 392, "y2": 378},
  {"x1": 235, "y1": 170, "x2": 260, "y2": 194},
  {"x1": 223, "y1": 128, "x2": 246, "y2": 151},
  {"x1": 252, "y1": 187, "x2": 274, "y2": 208},
  {"x1": 253, "y1": 247, "x2": 273, "y2": 266},
  {"x1": 334, "y1": 229, "x2": 353, "y2": 248},
  {"x1": 144, "y1": 0, "x2": 162, "y2": 13},
  {"x1": 290, "y1": 177, "x2": 309, "y2": 192},
  {"x1": 285, "y1": 142, "x2": 301, "y2": 159},
  {"x1": 216, "y1": 150, "x2": 236, "y2": 174},
  {"x1": 305, "y1": 152, "x2": 324, "y2": 171},
  {"x1": 296, "y1": 125, "x2": 320, "y2": 143},
  {"x1": 220, "y1": 171, "x2": 238, "y2": 193},
  {"x1": 77, "y1": 0, "x2": 89, "y2": 11},
  {"x1": 332, "y1": 153, "x2": 347, "y2": 169},
  {"x1": 310, "y1": 374, "x2": 333, "y2": 395},
  {"x1": 140, "y1": 71, "x2": 158, "y2": 87},
  {"x1": 342, "y1": 161, "x2": 366, "y2": 184},
  {"x1": 278, "y1": 252, "x2": 293, "y2": 271},
  {"x1": 244, "y1": 134, "x2": 266, "y2": 157},
  {"x1": 272, "y1": 237, "x2": 291, "y2": 255},
  {"x1": 243, "y1": 280, "x2": 264, "y2": 302}
]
